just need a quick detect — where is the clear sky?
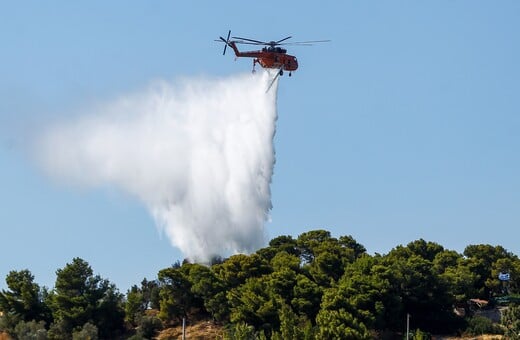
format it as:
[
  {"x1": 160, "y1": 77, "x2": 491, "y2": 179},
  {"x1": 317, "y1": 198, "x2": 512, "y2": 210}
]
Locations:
[{"x1": 1, "y1": 2, "x2": 519, "y2": 292}]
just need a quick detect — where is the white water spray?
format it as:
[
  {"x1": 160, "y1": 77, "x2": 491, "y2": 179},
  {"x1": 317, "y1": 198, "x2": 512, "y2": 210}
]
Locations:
[{"x1": 37, "y1": 71, "x2": 278, "y2": 261}]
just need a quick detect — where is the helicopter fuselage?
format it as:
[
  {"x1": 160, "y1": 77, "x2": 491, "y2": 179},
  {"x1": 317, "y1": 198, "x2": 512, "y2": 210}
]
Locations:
[{"x1": 228, "y1": 41, "x2": 298, "y2": 72}]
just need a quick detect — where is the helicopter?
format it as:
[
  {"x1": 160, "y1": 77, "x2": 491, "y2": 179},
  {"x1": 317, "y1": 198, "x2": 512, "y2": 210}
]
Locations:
[{"x1": 216, "y1": 30, "x2": 329, "y2": 78}]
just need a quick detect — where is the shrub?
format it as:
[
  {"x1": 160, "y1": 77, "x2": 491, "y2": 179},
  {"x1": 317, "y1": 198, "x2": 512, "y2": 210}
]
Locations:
[
  {"x1": 14, "y1": 320, "x2": 47, "y2": 340},
  {"x1": 72, "y1": 322, "x2": 98, "y2": 340},
  {"x1": 137, "y1": 315, "x2": 163, "y2": 339},
  {"x1": 465, "y1": 316, "x2": 502, "y2": 336}
]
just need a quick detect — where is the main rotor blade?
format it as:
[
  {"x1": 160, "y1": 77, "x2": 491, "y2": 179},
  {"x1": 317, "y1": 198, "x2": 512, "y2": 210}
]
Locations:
[
  {"x1": 232, "y1": 36, "x2": 266, "y2": 44},
  {"x1": 275, "y1": 36, "x2": 292, "y2": 44},
  {"x1": 282, "y1": 39, "x2": 331, "y2": 45},
  {"x1": 279, "y1": 43, "x2": 313, "y2": 46},
  {"x1": 233, "y1": 40, "x2": 265, "y2": 45}
]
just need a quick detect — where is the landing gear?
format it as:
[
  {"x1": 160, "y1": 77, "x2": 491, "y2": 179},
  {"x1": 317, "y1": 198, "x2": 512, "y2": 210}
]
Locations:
[
  {"x1": 289, "y1": 72, "x2": 292, "y2": 77},
  {"x1": 279, "y1": 69, "x2": 283, "y2": 76}
]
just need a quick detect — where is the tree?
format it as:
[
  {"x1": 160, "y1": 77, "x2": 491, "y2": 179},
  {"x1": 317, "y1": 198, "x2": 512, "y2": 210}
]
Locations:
[
  {"x1": 432, "y1": 250, "x2": 461, "y2": 274},
  {"x1": 296, "y1": 230, "x2": 333, "y2": 264},
  {"x1": 267, "y1": 268, "x2": 297, "y2": 304},
  {"x1": 125, "y1": 278, "x2": 161, "y2": 326},
  {"x1": 316, "y1": 308, "x2": 371, "y2": 340},
  {"x1": 384, "y1": 248, "x2": 460, "y2": 333},
  {"x1": 277, "y1": 302, "x2": 308, "y2": 340},
  {"x1": 489, "y1": 257, "x2": 520, "y2": 296},
  {"x1": 307, "y1": 245, "x2": 345, "y2": 285},
  {"x1": 297, "y1": 231, "x2": 364, "y2": 286},
  {"x1": 270, "y1": 252, "x2": 300, "y2": 273},
  {"x1": 329, "y1": 255, "x2": 398, "y2": 331},
  {"x1": 440, "y1": 260, "x2": 480, "y2": 304},
  {"x1": 140, "y1": 278, "x2": 160, "y2": 310},
  {"x1": 158, "y1": 264, "x2": 206, "y2": 323},
  {"x1": 0, "y1": 270, "x2": 51, "y2": 333},
  {"x1": 338, "y1": 235, "x2": 367, "y2": 259},
  {"x1": 188, "y1": 264, "x2": 229, "y2": 321},
  {"x1": 49, "y1": 258, "x2": 124, "y2": 339},
  {"x1": 213, "y1": 254, "x2": 271, "y2": 288},
  {"x1": 291, "y1": 274, "x2": 323, "y2": 320},
  {"x1": 228, "y1": 277, "x2": 281, "y2": 333},
  {"x1": 257, "y1": 235, "x2": 300, "y2": 261},
  {"x1": 125, "y1": 285, "x2": 146, "y2": 325},
  {"x1": 464, "y1": 244, "x2": 515, "y2": 298},
  {"x1": 406, "y1": 239, "x2": 445, "y2": 262}
]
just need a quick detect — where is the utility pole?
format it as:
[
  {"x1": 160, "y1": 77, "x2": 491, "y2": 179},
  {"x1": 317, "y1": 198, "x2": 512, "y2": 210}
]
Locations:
[
  {"x1": 182, "y1": 317, "x2": 186, "y2": 340},
  {"x1": 406, "y1": 313, "x2": 410, "y2": 340}
]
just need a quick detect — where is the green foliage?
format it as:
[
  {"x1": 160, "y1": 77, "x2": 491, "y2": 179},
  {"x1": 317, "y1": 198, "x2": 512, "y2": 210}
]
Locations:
[
  {"x1": 410, "y1": 328, "x2": 431, "y2": 340},
  {"x1": 296, "y1": 230, "x2": 365, "y2": 287},
  {"x1": 50, "y1": 258, "x2": 124, "y2": 339},
  {"x1": 13, "y1": 320, "x2": 47, "y2": 340},
  {"x1": 328, "y1": 255, "x2": 396, "y2": 330},
  {"x1": 8, "y1": 231, "x2": 520, "y2": 339},
  {"x1": 157, "y1": 265, "x2": 202, "y2": 322},
  {"x1": 47, "y1": 319, "x2": 70, "y2": 340},
  {"x1": 270, "y1": 252, "x2": 300, "y2": 273},
  {"x1": 125, "y1": 285, "x2": 145, "y2": 325},
  {"x1": 278, "y1": 303, "x2": 313, "y2": 340},
  {"x1": 257, "y1": 235, "x2": 300, "y2": 261},
  {"x1": 384, "y1": 246, "x2": 459, "y2": 333},
  {"x1": 291, "y1": 274, "x2": 322, "y2": 319},
  {"x1": 296, "y1": 230, "x2": 333, "y2": 264},
  {"x1": 464, "y1": 244, "x2": 517, "y2": 297},
  {"x1": 439, "y1": 258, "x2": 480, "y2": 303},
  {"x1": 72, "y1": 322, "x2": 98, "y2": 340},
  {"x1": 316, "y1": 308, "x2": 371, "y2": 339},
  {"x1": 187, "y1": 263, "x2": 228, "y2": 321},
  {"x1": 406, "y1": 239, "x2": 444, "y2": 262},
  {"x1": 228, "y1": 277, "x2": 281, "y2": 332},
  {"x1": 125, "y1": 279, "x2": 161, "y2": 326},
  {"x1": 224, "y1": 322, "x2": 256, "y2": 340},
  {"x1": 213, "y1": 254, "x2": 271, "y2": 288},
  {"x1": 0, "y1": 270, "x2": 51, "y2": 333},
  {"x1": 137, "y1": 315, "x2": 163, "y2": 339},
  {"x1": 465, "y1": 315, "x2": 502, "y2": 336},
  {"x1": 140, "y1": 279, "x2": 160, "y2": 310},
  {"x1": 266, "y1": 267, "x2": 297, "y2": 303},
  {"x1": 502, "y1": 305, "x2": 520, "y2": 339},
  {"x1": 339, "y1": 235, "x2": 367, "y2": 258}
]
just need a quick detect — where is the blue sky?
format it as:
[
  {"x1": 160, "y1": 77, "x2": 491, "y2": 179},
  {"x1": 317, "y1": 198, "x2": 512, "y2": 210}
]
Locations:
[{"x1": 1, "y1": 2, "x2": 519, "y2": 292}]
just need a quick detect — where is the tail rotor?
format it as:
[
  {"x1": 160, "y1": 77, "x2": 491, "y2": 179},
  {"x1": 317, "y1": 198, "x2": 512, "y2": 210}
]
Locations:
[{"x1": 218, "y1": 30, "x2": 231, "y2": 55}]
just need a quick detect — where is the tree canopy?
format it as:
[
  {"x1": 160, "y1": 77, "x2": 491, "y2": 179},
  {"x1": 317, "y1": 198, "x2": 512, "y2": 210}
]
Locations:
[{"x1": 1, "y1": 231, "x2": 519, "y2": 339}]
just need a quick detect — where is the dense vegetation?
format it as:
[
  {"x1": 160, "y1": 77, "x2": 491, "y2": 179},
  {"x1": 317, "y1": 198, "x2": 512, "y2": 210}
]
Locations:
[{"x1": 2, "y1": 229, "x2": 520, "y2": 339}]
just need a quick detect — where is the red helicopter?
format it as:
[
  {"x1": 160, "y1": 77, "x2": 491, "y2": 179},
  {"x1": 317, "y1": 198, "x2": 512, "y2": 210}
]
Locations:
[{"x1": 216, "y1": 30, "x2": 329, "y2": 77}]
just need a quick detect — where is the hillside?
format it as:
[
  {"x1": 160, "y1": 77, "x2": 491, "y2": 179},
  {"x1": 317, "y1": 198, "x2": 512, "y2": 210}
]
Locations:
[{"x1": 2, "y1": 230, "x2": 520, "y2": 339}]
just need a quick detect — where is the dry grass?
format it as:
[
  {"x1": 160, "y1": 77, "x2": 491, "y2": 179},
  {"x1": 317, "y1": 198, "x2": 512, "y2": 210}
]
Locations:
[{"x1": 157, "y1": 320, "x2": 224, "y2": 340}]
